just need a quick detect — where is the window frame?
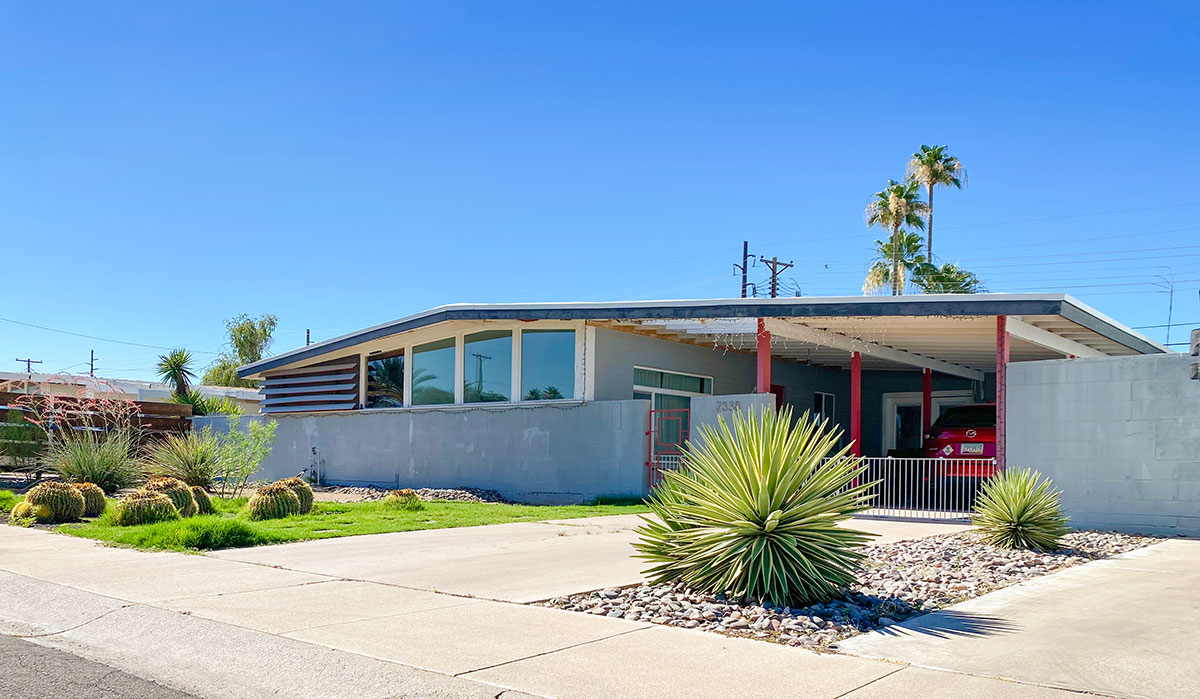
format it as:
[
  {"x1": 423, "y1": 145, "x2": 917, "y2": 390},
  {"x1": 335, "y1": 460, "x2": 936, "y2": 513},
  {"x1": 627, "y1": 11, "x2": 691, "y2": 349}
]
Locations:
[
  {"x1": 813, "y1": 391, "x2": 836, "y2": 422},
  {"x1": 633, "y1": 365, "x2": 714, "y2": 398},
  {"x1": 356, "y1": 320, "x2": 586, "y2": 410}
]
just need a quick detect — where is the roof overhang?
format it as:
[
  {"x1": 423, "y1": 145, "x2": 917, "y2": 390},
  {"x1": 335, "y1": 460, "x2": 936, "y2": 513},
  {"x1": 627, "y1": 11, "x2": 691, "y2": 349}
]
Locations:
[{"x1": 238, "y1": 293, "x2": 1167, "y2": 379}]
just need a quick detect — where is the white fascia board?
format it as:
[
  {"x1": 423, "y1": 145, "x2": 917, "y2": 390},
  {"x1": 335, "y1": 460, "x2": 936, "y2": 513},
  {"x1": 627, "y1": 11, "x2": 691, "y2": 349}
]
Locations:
[
  {"x1": 762, "y1": 318, "x2": 986, "y2": 381},
  {"x1": 1007, "y1": 316, "x2": 1105, "y2": 358}
]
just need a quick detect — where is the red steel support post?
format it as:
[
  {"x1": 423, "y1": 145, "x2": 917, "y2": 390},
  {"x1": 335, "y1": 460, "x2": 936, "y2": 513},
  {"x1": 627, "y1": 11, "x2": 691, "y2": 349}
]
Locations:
[
  {"x1": 850, "y1": 351, "x2": 862, "y2": 456},
  {"x1": 922, "y1": 368, "x2": 933, "y2": 436},
  {"x1": 756, "y1": 318, "x2": 771, "y2": 393},
  {"x1": 996, "y1": 315, "x2": 1010, "y2": 471}
]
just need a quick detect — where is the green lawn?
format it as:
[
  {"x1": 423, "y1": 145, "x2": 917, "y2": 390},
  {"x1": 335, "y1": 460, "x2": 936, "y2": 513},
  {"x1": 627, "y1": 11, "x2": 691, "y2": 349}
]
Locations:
[{"x1": 58, "y1": 496, "x2": 648, "y2": 551}]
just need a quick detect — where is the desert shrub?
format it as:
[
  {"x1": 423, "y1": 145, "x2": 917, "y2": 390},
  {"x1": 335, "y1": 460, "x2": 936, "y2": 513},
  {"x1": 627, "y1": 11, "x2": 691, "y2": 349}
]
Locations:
[
  {"x1": 25, "y1": 481, "x2": 86, "y2": 522},
  {"x1": 114, "y1": 491, "x2": 182, "y2": 526},
  {"x1": 142, "y1": 477, "x2": 198, "y2": 517},
  {"x1": 46, "y1": 431, "x2": 141, "y2": 494},
  {"x1": 74, "y1": 482, "x2": 107, "y2": 517},
  {"x1": 246, "y1": 482, "x2": 301, "y2": 521},
  {"x1": 973, "y1": 468, "x2": 1069, "y2": 551},
  {"x1": 190, "y1": 486, "x2": 215, "y2": 515},
  {"x1": 634, "y1": 406, "x2": 875, "y2": 607},
  {"x1": 384, "y1": 489, "x2": 424, "y2": 512},
  {"x1": 145, "y1": 430, "x2": 220, "y2": 488},
  {"x1": 276, "y1": 477, "x2": 314, "y2": 514},
  {"x1": 11, "y1": 501, "x2": 53, "y2": 523},
  {"x1": 0, "y1": 490, "x2": 17, "y2": 511},
  {"x1": 214, "y1": 415, "x2": 278, "y2": 498}
]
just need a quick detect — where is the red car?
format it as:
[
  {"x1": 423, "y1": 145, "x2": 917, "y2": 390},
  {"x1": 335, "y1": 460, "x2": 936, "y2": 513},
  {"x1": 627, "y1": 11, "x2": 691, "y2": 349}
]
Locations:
[{"x1": 924, "y1": 403, "x2": 997, "y2": 479}]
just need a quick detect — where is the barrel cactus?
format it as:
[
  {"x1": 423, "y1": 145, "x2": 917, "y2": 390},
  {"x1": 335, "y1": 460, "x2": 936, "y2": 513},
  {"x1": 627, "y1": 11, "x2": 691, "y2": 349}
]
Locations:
[
  {"x1": 276, "y1": 477, "x2": 314, "y2": 514},
  {"x1": 142, "y1": 477, "x2": 197, "y2": 517},
  {"x1": 190, "y1": 486, "x2": 215, "y2": 515},
  {"x1": 11, "y1": 501, "x2": 54, "y2": 523},
  {"x1": 74, "y1": 482, "x2": 107, "y2": 517},
  {"x1": 114, "y1": 491, "x2": 182, "y2": 526},
  {"x1": 25, "y1": 481, "x2": 86, "y2": 523},
  {"x1": 247, "y1": 482, "x2": 301, "y2": 521},
  {"x1": 385, "y1": 488, "x2": 424, "y2": 511}
]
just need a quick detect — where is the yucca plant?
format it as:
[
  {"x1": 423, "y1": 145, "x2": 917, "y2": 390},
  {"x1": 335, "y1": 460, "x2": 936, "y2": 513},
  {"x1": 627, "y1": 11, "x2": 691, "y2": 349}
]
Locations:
[
  {"x1": 145, "y1": 430, "x2": 221, "y2": 488},
  {"x1": 634, "y1": 406, "x2": 876, "y2": 607},
  {"x1": 973, "y1": 468, "x2": 1069, "y2": 551},
  {"x1": 46, "y1": 431, "x2": 142, "y2": 494}
]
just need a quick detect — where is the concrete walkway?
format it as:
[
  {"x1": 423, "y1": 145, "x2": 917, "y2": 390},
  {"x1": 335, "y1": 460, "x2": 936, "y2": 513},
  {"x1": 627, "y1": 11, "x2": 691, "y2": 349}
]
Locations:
[
  {"x1": 839, "y1": 538, "x2": 1200, "y2": 699},
  {"x1": 0, "y1": 516, "x2": 1136, "y2": 699}
]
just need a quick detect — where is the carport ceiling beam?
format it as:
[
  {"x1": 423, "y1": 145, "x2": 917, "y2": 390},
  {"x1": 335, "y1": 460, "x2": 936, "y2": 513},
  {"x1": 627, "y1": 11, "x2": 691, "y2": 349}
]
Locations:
[
  {"x1": 1007, "y1": 317, "x2": 1105, "y2": 358},
  {"x1": 762, "y1": 318, "x2": 985, "y2": 381}
]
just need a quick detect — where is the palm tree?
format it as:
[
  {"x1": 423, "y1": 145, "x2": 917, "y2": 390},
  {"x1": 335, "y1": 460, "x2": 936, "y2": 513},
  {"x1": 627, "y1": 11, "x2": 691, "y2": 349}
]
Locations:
[
  {"x1": 907, "y1": 145, "x2": 966, "y2": 260},
  {"x1": 864, "y1": 231, "x2": 928, "y2": 294},
  {"x1": 914, "y1": 262, "x2": 983, "y2": 294},
  {"x1": 864, "y1": 180, "x2": 928, "y2": 295},
  {"x1": 156, "y1": 349, "x2": 196, "y2": 398}
]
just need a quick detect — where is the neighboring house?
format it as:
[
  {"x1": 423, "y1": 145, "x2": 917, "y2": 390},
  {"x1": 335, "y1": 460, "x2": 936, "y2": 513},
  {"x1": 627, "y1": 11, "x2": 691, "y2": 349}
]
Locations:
[
  {"x1": 214, "y1": 293, "x2": 1168, "y2": 507},
  {"x1": 0, "y1": 372, "x2": 262, "y2": 414}
]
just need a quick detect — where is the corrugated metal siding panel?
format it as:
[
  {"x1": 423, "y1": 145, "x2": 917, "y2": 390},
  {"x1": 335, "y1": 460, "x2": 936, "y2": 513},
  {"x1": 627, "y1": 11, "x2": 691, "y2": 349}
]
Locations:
[{"x1": 260, "y1": 356, "x2": 360, "y2": 414}]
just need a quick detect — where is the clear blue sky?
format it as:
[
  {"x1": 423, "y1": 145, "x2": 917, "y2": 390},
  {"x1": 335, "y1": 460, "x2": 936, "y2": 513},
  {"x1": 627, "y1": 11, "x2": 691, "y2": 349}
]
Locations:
[{"x1": 2, "y1": 1, "x2": 1198, "y2": 382}]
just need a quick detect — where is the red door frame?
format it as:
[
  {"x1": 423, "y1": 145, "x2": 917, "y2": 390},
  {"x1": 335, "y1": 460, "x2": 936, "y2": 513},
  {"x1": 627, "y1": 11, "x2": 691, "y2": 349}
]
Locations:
[{"x1": 850, "y1": 351, "x2": 861, "y2": 456}]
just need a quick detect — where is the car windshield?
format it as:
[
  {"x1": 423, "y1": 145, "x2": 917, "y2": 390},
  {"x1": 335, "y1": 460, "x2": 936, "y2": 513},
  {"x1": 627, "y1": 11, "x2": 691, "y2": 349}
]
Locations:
[{"x1": 934, "y1": 405, "x2": 995, "y2": 428}]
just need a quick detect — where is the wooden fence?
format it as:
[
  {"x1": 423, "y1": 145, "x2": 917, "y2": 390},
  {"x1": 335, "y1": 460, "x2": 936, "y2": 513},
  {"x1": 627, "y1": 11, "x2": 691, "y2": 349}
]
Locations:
[{"x1": 0, "y1": 392, "x2": 191, "y2": 471}]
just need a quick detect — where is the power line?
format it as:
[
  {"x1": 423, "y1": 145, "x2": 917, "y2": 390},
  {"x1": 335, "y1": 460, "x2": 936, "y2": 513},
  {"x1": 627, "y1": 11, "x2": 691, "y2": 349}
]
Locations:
[
  {"x1": 937, "y1": 202, "x2": 1200, "y2": 231},
  {"x1": 0, "y1": 316, "x2": 220, "y2": 355}
]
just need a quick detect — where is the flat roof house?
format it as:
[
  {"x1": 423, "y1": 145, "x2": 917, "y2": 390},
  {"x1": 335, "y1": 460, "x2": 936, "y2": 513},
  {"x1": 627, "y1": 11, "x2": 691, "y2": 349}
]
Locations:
[{"x1": 228, "y1": 293, "x2": 1165, "y2": 507}]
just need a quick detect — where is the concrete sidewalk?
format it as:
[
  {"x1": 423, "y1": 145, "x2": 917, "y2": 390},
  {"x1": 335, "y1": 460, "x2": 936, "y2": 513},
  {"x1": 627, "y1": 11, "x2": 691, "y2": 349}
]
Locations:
[
  {"x1": 839, "y1": 538, "x2": 1200, "y2": 699},
  {"x1": 0, "y1": 517, "x2": 1100, "y2": 699}
]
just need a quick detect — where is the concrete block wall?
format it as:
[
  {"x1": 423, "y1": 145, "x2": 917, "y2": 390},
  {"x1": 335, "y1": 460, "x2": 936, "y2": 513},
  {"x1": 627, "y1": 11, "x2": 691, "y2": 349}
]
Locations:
[
  {"x1": 1007, "y1": 353, "x2": 1200, "y2": 537},
  {"x1": 195, "y1": 400, "x2": 651, "y2": 504}
]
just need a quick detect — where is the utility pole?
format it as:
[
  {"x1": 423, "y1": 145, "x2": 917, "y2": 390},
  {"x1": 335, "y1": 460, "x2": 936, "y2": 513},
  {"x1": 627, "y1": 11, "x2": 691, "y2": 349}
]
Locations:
[
  {"x1": 733, "y1": 241, "x2": 754, "y2": 298},
  {"x1": 15, "y1": 358, "x2": 41, "y2": 395},
  {"x1": 88, "y1": 350, "x2": 98, "y2": 377},
  {"x1": 15, "y1": 358, "x2": 41, "y2": 373},
  {"x1": 470, "y1": 353, "x2": 491, "y2": 395},
  {"x1": 306, "y1": 329, "x2": 311, "y2": 346},
  {"x1": 759, "y1": 257, "x2": 794, "y2": 298},
  {"x1": 1153, "y1": 268, "x2": 1176, "y2": 346}
]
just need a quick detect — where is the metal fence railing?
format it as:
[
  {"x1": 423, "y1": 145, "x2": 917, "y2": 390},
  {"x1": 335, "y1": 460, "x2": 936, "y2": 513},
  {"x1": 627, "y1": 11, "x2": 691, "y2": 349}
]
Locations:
[{"x1": 855, "y1": 457, "x2": 998, "y2": 521}]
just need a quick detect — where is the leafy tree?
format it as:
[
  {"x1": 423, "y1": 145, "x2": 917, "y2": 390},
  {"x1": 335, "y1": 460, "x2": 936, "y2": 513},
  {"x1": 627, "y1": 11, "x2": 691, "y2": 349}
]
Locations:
[
  {"x1": 214, "y1": 414, "x2": 278, "y2": 498},
  {"x1": 203, "y1": 313, "x2": 278, "y2": 388},
  {"x1": 907, "y1": 145, "x2": 966, "y2": 260},
  {"x1": 864, "y1": 180, "x2": 928, "y2": 295}
]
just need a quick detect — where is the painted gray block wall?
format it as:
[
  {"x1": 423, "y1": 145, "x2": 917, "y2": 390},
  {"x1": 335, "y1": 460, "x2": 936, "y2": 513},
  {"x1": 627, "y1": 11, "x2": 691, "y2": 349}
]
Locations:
[
  {"x1": 194, "y1": 400, "x2": 650, "y2": 504},
  {"x1": 1007, "y1": 353, "x2": 1200, "y2": 537}
]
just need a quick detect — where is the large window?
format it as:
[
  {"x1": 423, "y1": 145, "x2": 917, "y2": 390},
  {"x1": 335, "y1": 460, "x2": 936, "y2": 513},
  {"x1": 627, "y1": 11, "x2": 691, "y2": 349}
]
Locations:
[
  {"x1": 521, "y1": 329, "x2": 575, "y2": 400},
  {"x1": 634, "y1": 367, "x2": 712, "y2": 395},
  {"x1": 813, "y1": 392, "x2": 835, "y2": 423},
  {"x1": 411, "y1": 338, "x2": 456, "y2": 405},
  {"x1": 366, "y1": 352, "x2": 405, "y2": 408},
  {"x1": 464, "y1": 330, "x2": 512, "y2": 403}
]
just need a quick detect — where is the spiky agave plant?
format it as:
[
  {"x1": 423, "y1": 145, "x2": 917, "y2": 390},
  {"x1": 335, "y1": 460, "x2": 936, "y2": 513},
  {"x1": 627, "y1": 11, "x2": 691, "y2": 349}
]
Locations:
[
  {"x1": 634, "y1": 406, "x2": 876, "y2": 607},
  {"x1": 973, "y1": 468, "x2": 1069, "y2": 551}
]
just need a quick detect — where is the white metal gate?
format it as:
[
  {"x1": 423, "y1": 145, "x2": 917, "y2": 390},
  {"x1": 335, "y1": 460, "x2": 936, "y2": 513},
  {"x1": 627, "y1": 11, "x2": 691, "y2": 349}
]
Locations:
[{"x1": 856, "y1": 457, "x2": 998, "y2": 521}]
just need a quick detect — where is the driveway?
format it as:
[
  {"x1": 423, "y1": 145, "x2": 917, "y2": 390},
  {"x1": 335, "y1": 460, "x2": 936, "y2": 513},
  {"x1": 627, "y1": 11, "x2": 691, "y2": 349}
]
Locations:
[
  {"x1": 839, "y1": 538, "x2": 1200, "y2": 699},
  {"x1": 208, "y1": 514, "x2": 971, "y2": 602}
]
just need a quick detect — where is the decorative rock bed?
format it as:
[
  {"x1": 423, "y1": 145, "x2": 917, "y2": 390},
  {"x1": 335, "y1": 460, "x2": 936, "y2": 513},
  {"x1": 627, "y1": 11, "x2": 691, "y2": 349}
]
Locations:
[
  {"x1": 538, "y1": 530, "x2": 1158, "y2": 651},
  {"x1": 318, "y1": 485, "x2": 509, "y2": 504}
]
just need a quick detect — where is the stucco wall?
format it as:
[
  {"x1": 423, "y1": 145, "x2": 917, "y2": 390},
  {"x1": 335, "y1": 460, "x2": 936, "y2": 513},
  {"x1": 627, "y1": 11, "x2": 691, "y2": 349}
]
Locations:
[
  {"x1": 196, "y1": 401, "x2": 650, "y2": 504},
  {"x1": 1007, "y1": 353, "x2": 1200, "y2": 537}
]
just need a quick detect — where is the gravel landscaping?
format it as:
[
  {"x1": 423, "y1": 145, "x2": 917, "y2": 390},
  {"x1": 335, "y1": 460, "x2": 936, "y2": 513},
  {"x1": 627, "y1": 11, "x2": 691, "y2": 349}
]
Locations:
[
  {"x1": 316, "y1": 486, "x2": 509, "y2": 503},
  {"x1": 538, "y1": 530, "x2": 1159, "y2": 651}
]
